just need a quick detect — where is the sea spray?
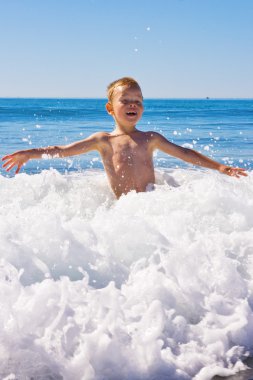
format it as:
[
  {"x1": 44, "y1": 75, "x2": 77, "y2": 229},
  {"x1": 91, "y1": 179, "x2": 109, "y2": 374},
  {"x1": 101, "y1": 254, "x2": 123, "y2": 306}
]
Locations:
[{"x1": 0, "y1": 168, "x2": 253, "y2": 379}]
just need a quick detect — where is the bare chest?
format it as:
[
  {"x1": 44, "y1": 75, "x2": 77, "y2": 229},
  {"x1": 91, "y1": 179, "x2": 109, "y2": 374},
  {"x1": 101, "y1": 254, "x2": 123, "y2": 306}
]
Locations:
[{"x1": 110, "y1": 137, "x2": 150, "y2": 163}]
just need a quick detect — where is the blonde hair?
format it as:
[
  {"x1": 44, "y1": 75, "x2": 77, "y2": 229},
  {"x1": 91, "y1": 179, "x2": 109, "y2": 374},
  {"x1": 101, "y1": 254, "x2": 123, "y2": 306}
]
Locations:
[{"x1": 107, "y1": 77, "x2": 142, "y2": 103}]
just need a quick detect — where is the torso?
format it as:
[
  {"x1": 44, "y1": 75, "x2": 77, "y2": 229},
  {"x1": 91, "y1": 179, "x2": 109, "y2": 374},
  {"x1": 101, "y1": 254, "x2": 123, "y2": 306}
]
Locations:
[{"x1": 98, "y1": 130, "x2": 156, "y2": 198}]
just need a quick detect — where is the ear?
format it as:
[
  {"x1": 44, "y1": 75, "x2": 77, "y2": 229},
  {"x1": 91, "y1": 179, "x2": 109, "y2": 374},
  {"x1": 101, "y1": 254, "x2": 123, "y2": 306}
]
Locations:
[{"x1": 106, "y1": 102, "x2": 113, "y2": 115}]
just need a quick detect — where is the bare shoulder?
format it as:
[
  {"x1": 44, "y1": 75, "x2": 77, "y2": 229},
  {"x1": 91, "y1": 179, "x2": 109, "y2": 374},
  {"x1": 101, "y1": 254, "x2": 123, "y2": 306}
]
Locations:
[
  {"x1": 143, "y1": 131, "x2": 167, "y2": 148},
  {"x1": 144, "y1": 131, "x2": 184, "y2": 155},
  {"x1": 89, "y1": 131, "x2": 109, "y2": 140},
  {"x1": 89, "y1": 131, "x2": 112, "y2": 152},
  {"x1": 87, "y1": 131, "x2": 110, "y2": 145},
  {"x1": 143, "y1": 131, "x2": 163, "y2": 139}
]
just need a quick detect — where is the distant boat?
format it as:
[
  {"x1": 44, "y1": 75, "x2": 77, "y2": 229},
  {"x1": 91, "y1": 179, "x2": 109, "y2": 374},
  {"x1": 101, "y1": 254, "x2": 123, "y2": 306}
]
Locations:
[{"x1": 206, "y1": 97, "x2": 210, "y2": 99}]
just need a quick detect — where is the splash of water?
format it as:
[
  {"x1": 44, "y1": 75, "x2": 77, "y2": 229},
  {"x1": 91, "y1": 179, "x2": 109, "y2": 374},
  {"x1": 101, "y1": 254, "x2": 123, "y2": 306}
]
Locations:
[{"x1": 0, "y1": 168, "x2": 252, "y2": 379}]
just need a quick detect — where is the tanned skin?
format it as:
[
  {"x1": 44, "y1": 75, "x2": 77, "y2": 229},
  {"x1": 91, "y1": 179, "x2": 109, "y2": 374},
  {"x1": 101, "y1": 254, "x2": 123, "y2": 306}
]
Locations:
[{"x1": 2, "y1": 85, "x2": 247, "y2": 198}]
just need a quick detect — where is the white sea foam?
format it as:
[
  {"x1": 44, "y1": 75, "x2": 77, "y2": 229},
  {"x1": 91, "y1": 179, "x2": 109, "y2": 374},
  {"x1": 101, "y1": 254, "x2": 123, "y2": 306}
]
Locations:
[{"x1": 0, "y1": 168, "x2": 253, "y2": 380}]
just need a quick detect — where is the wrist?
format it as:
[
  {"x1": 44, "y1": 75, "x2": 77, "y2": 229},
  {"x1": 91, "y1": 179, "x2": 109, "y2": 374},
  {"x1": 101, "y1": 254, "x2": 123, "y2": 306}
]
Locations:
[
  {"x1": 218, "y1": 164, "x2": 224, "y2": 173},
  {"x1": 219, "y1": 164, "x2": 232, "y2": 175}
]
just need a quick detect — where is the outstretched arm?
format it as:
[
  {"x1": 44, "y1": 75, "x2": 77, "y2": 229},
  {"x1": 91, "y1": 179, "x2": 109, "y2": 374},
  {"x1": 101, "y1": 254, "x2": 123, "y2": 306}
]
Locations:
[
  {"x1": 2, "y1": 132, "x2": 104, "y2": 174},
  {"x1": 152, "y1": 133, "x2": 247, "y2": 178}
]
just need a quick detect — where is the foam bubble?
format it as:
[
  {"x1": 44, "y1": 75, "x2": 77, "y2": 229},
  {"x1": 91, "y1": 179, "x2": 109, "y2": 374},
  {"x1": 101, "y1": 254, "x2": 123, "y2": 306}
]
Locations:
[{"x1": 0, "y1": 168, "x2": 252, "y2": 379}]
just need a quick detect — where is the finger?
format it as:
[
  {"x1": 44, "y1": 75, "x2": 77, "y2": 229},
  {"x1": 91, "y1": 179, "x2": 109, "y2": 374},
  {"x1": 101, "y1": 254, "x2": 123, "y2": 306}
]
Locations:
[
  {"x1": 3, "y1": 160, "x2": 14, "y2": 169},
  {"x1": 2, "y1": 159, "x2": 13, "y2": 168},
  {"x1": 236, "y1": 171, "x2": 248, "y2": 177},
  {"x1": 2, "y1": 155, "x2": 11, "y2": 161},
  {"x1": 16, "y1": 166, "x2": 21, "y2": 174},
  {"x1": 234, "y1": 169, "x2": 247, "y2": 176},
  {"x1": 231, "y1": 169, "x2": 247, "y2": 176},
  {"x1": 6, "y1": 163, "x2": 16, "y2": 172}
]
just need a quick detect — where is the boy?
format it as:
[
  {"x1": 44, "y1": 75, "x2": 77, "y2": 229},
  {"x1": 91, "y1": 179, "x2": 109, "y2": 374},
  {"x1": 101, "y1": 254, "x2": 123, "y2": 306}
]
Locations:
[{"x1": 2, "y1": 77, "x2": 247, "y2": 198}]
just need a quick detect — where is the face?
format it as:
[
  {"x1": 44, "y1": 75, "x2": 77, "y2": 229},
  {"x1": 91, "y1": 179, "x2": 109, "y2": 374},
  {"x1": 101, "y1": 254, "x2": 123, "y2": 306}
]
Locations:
[{"x1": 106, "y1": 85, "x2": 144, "y2": 130}]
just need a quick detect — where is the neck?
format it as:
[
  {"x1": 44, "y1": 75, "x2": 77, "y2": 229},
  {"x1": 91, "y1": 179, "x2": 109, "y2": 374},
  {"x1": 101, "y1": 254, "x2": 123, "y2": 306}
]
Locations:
[{"x1": 113, "y1": 123, "x2": 137, "y2": 135}]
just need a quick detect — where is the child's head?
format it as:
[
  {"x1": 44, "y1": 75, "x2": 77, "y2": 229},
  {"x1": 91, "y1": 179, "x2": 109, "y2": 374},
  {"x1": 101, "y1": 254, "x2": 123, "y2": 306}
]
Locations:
[
  {"x1": 106, "y1": 77, "x2": 144, "y2": 129},
  {"x1": 107, "y1": 77, "x2": 142, "y2": 104}
]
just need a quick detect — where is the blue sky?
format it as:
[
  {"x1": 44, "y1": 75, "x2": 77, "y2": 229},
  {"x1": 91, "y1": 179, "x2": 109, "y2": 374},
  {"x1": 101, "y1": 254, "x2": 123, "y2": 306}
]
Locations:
[{"x1": 0, "y1": 0, "x2": 252, "y2": 98}]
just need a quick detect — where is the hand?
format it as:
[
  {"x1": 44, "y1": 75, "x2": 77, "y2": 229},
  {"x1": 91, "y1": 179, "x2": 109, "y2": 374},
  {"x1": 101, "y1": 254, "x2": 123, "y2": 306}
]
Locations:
[
  {"x1": 219, "y1": 164, "x2": 248, "y2": 178},
  {"x1": 2, "y1": 151, "x2": 30, "y2": 174}
]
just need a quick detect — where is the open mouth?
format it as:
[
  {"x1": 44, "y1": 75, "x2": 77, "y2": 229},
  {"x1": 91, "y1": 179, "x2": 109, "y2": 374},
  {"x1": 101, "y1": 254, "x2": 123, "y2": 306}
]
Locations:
[{"x1": 126, "y1": 111, "x2": 137, "y2": 116}]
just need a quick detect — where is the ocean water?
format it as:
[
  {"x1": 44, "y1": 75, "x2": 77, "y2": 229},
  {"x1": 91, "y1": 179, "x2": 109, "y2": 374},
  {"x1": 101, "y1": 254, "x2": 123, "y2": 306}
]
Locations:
[
  {"x1": 1, "y1": 98, "x2": 252, "y2": 175},
  {"x1": 0, "y1": 98, "x2": 253, "y2": 380}
]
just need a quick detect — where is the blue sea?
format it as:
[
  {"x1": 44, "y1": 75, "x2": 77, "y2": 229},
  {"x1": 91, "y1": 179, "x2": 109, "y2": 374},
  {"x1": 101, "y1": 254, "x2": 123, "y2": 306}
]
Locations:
[
  {"x1": 1, "y1": 98, "x2": 252, "y2": 175},
  {"x1": 0, "y1": 98, "x2": 253, "y2": 380}
]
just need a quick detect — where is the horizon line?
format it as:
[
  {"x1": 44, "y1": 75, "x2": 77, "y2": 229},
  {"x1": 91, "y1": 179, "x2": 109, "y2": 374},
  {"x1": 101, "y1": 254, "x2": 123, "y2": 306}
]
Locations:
[{"x1": 1, "y1": 96, "x2": 253, "y2": 100}]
